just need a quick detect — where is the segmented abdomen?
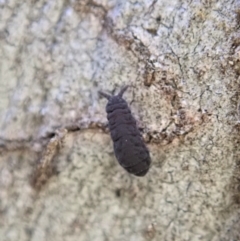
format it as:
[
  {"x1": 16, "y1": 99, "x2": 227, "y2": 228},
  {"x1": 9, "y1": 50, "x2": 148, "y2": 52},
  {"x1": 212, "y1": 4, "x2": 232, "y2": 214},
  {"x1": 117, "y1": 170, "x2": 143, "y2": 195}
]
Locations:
[{"x1": 107, "y1": 100, "x2": 151, "y2": 176}]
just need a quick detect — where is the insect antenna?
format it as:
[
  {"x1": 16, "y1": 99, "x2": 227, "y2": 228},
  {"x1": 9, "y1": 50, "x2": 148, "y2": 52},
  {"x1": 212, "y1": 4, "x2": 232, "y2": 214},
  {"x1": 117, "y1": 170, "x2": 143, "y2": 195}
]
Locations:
[
  {"x1": 99, "y1": 91, "x2": 112, "y2": 100},
  {"x1": 118, "y1": 85, "x2": 129, "y2": 97}
]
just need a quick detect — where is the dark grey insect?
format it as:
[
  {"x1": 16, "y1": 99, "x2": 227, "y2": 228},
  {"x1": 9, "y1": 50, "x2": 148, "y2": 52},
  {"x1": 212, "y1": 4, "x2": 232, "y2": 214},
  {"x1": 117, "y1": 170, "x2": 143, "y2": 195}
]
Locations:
[{"x1": 99, "y1": 86, "x2": 151, "y2": 176}]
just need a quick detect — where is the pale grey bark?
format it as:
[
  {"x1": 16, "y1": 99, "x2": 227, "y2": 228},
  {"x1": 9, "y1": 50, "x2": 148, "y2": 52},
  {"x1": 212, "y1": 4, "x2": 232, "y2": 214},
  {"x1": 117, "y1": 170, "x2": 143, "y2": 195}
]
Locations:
[{"x1": 0, "y1": 0, "x2": 240, "y2": 240}]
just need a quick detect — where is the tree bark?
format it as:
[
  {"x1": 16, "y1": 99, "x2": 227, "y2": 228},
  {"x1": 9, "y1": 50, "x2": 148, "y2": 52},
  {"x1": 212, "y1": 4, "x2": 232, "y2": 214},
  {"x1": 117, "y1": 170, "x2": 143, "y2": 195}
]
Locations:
[{"x1": 0, "y1": 0, "x2": 240, "y2": 240}]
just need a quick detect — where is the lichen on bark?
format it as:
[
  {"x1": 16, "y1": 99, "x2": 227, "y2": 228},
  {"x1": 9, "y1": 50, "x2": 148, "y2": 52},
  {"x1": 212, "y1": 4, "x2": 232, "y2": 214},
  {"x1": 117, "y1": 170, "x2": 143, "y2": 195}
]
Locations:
[{"x1": 0, "y1": 0, "x2": 240, "y2": 240}]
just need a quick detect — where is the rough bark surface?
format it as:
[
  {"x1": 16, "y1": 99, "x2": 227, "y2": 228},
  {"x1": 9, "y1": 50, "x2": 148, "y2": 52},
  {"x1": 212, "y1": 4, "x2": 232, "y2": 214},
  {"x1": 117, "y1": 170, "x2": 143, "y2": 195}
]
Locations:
[{"x1": 0, "y1": 0, "x2": 240, "y2": 240}]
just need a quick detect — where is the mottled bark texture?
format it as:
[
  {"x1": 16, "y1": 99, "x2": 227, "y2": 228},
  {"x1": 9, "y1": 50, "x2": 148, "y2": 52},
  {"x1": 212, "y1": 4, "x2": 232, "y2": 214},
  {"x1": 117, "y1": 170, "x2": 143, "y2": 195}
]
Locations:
[{"x1": 0, "y1": 0, "x2": 240, "y2": 240}]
